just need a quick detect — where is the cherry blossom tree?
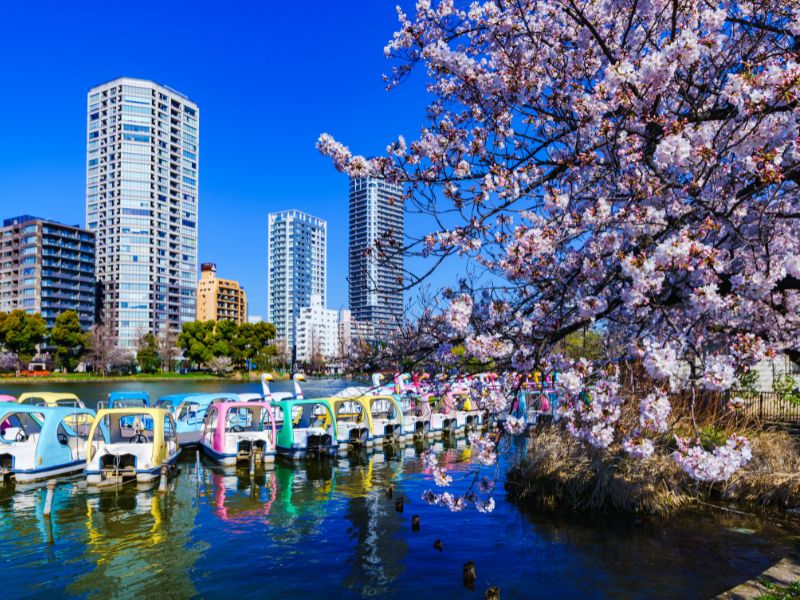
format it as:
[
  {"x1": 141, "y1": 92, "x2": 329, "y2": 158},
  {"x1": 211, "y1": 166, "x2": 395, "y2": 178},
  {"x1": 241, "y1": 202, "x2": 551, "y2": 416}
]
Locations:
[{"x1": 320, "y1": 0, "x2": 800, "y2": 484}]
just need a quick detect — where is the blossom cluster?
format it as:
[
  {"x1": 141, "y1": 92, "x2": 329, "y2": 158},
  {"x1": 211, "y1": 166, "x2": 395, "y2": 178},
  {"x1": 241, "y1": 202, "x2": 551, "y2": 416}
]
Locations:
[
  {"x1": 672, "y1": 435, "x2": 753, "y2": 482},
  {"x1": 559, "y1": 375, "x2": 624, "y2": 450},
  {"x1": 639, "y1": 391, "x2": 672, "y2": 433}
]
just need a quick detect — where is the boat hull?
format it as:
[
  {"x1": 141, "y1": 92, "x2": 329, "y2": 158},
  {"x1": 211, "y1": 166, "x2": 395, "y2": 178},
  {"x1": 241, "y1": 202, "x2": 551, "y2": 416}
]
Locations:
[
  {"x1": 178, "y1": 431, "x2": 203, "y2": 447},
  {"x1": 86, "y1": 451, "x2": 181, "y2": 485},
  {"x1": 200, "y1": 442, "x2": 276, "y2": 466},
  {"x1": 276, "y1": 444, "x2": 337, "y2": 459},
  {"x1": 8, "y1": 460, "x2": 86, "y2": 483}
]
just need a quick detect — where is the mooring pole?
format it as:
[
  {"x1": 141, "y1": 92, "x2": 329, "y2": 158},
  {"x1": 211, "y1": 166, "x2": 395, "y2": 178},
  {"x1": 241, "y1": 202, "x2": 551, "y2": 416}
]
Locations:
[
  {"x1": 196, "y1": 450, "x2": 201, "y2": 483},
  {"x1": 158, "y1": 461, "x2": 168, "y2": 494},
  {"x1": 43, "y1": 479, "x2": 56, "y2": 517}
]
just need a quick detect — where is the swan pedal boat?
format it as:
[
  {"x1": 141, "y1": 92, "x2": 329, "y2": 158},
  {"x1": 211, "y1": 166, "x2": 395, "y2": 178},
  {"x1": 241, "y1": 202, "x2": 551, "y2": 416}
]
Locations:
[
  {"x1": 0, "y1": 405, "x2": 97, "y2": 482},
  {"x1": 271, "y1": 398, "x2": 338, "y2": 458},
  {"x1": 428, "y1": 385, "x2": 483, "y2": 437},
  {"x1": 156, "y1": 392, "x2": 240, "y2": 446},
  {"x1": 200, "y1": 401, "x2": 277, "y2": 465},
  {"x1": 331, "y1": 391, "x2": 407, "y2": 448},
  {"x1": 85, "y1": 407, "x2": 181, "y2": 485},
  {"x1": 329, "y1": 396, "x2": 373, "y2": 452}
]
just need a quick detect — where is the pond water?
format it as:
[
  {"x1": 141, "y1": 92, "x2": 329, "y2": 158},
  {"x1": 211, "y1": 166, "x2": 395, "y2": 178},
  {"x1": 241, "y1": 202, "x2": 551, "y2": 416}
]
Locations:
[{"x1": 0, "y1": 380, "x2": 797, "y2": 599}]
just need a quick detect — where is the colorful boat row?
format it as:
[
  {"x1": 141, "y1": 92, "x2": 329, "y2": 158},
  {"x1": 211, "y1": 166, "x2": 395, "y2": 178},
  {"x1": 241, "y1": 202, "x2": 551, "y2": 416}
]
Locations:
[{"x1": 0, "y1": 371, "x2": 557, "y2": 486}]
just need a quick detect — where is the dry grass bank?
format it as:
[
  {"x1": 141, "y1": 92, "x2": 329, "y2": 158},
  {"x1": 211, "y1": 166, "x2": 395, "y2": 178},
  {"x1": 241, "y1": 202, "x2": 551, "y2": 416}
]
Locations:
[{"x1": 506, "y1": 424, "x2": 800, "y2": 516}]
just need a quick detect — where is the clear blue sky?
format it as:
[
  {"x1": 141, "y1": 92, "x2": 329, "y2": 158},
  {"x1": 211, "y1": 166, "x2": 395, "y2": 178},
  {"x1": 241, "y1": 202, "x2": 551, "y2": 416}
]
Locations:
[{"x1": 0, "y1": 0, "x2": 436, "y2": 317}]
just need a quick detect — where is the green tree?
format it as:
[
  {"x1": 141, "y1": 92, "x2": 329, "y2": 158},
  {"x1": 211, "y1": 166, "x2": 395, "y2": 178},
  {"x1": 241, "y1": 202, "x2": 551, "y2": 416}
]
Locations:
[
  {"x1": 177, "y1": 320, "x2": 215, "y2": 368},
  {"x1": 233, "y1": 321, "x2": 277, "y2": 369},
  {"x1": 252, "y1": 344, "x2": 278, "y2": 371},
  {"x1": 136, "y1": 332, "x2": 161, "y2": 373},
  {"x1": 50, "y1": 311, "x2": 88, "y2": 372},
  {"x1": 558, "y1": 328, "x2": 605, "y2": 361},
  {"x1": 211, "y1": 320, "x2": 239, "y2": 360},
  {"x1": 0, "y1": 310, "x2": 47, "y2": 364},
  {"x1": 732, "y1": 369, "x2": 759, "y2": 401}
]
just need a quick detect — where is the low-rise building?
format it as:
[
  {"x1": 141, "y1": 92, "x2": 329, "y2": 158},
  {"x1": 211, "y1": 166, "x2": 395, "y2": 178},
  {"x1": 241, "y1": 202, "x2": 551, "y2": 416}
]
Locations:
[
  {"x1": 0, "y1": 215, "x2": 95, "y2": 328},
  {"x1": 296, "y1": 294, "x2": 338, "y2": 364},
  {"x1": 196, "y1": 263, "x2": 247, "y2": 325}
]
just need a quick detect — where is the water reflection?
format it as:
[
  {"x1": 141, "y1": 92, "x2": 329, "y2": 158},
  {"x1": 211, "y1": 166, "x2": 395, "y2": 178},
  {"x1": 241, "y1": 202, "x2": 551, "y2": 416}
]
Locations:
[
  {"x1": 0, "y1": 441, "x2": 796, "y2": 599},
  {"x1": 66, "y1": 473, "x2": 203, "y2": 598},
  {"x1": 340, "y1": 453, "x2": 407, "y2": 597},
  {"x1": 207, "y1": 467, "x2": 278, "y2": 524}
]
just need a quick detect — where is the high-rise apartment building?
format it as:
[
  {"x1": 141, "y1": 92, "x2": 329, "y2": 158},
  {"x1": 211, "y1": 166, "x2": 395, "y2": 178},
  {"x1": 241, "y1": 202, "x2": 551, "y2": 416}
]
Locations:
[
  {"x1": 0, "y1": 215, "x2": 95, "y2": 329},
  {"x1": 86, "y1": 77, "x2": 199, "y2": 348},
  {"x1": 267, "y1": 210, "x2": 326, "y2": 350},
  {"x1": 348, "y1": 177, "x2": 404, "y2": 336},
  {"x1": 196, "y1": 263, "x2": 247, "y2": 325}
]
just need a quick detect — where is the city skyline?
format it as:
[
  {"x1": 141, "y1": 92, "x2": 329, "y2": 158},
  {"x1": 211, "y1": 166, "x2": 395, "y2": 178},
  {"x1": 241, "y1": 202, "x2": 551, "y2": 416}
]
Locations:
[{"x1": 0, "y1": 1, "x2": 434, "y2": 316}]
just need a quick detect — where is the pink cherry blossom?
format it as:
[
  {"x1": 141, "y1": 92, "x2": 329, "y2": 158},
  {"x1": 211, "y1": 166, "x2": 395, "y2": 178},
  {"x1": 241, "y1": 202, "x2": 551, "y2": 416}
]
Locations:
[
  {"x1": 319, "y1": 0, "x2": 800, "y2": 484},
  {"x1": 504, "y1": 415, "x2": 526, "y2": 435},
  {"x1": 639, "y1": 391, "x2": 672, "y2": 433},
  {"x1": 673, "y1": 435, "x2": 753, "y2": 481}
]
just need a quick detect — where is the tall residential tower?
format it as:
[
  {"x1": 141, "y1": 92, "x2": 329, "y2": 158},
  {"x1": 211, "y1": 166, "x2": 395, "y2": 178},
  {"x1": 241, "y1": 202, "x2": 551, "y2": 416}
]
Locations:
[
  {"x1": 86, "y1": 78, "x2": 199, "y2": 348},
  {"x1": 348, "y1": 177, "x2": 404, "y2": 336},
  {"x1": 267, "y1": 210, "x2": 326, "y2": 351}
]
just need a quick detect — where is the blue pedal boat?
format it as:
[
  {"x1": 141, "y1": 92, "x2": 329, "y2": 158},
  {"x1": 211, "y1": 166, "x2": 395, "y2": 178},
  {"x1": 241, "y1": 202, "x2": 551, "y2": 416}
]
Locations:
[
  {"x1": 0, "y1": 404, "x2": 97, "y2": 483},
  {"x1": 104, "y1": 391, "x2": 151, "y2": 428}
]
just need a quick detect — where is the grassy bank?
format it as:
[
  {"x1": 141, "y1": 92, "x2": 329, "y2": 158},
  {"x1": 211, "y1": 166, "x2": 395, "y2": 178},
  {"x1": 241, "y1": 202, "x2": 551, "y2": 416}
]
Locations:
[
  {"x1": 506, "y1": 424, "x2": 800, "y2": 516},
  {"x1": 0, "y1": 371, "x2": 292, "y2": 384}
]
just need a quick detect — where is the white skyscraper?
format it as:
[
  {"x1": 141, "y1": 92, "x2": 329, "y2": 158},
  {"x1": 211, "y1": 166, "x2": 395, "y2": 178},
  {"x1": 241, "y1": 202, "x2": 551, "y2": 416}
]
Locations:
[
  {"x1": 267, "y1": 210, "x2": 326, "y2": 352},
  {"x1": 86, "y1": 77, "x2": 199, "y2": 348},
  {"x1": 348, "y1": 177, "x2": 404, "y2": 336}
]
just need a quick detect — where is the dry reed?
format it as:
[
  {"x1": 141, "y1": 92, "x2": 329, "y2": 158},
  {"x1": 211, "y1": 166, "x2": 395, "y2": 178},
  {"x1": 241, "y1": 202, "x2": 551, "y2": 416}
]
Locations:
[{"x1": 507, "y1": 423, "x2": 800, "y2": 516}]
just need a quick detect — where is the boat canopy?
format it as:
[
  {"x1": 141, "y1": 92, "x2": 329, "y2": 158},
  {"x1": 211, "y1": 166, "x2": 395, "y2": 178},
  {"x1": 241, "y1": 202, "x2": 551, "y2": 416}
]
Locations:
[
  {"x1": 108, "y1": 391, "x2": 150, "y2": 407},
  {"x1": 206, "y1": 401, "x2": 277, "y2": 450},
  {"x1": 17, "y1": 392, "x2": 83, "y2": 408},
  {"x1": 156, "y1": 393, "x2": 240, "y2": 410},
  {"x1": 271, "y1": 398, "x2": 337, "y2": 435},
  {"x1": 0, "y1": 404, "x2": 97, "y2": 461},
  {"x1": 362, "y1": 395, "x2": 403, "y2": 420},
  {"x1": 0, "y1": 395, "x2": 16, "y2": 403},
  {"x1": 87, "y1": 407, "x2": 176, "y2": 466},
  {"x1": 155, "y1": 393, "x2": 197, "y2": 409},
  {"x1": 329, "y1": 396, "x2": 374, "y2": 432}
]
